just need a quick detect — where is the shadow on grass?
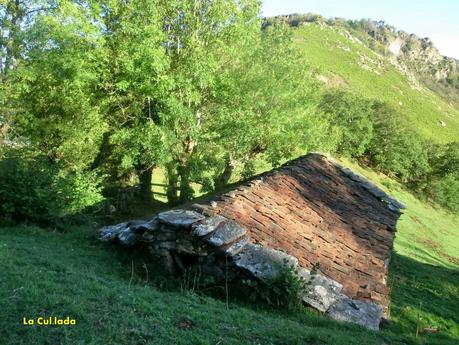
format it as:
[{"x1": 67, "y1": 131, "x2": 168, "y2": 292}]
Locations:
[{"x1": 388, "y1": 252, "x2": 459, "y2": 344}]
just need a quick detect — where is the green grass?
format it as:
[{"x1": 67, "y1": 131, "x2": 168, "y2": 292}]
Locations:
[
  {"x1": 1, "y1": 158, "x2": 458, "y2": 344},
  {"x1": 294, "y1": 23, "x2": 459, "y2": 143},
  {"x1": 337, "y1": 158, "x2": 459, "y2": 341},
  {"x1": 0, "y1": 227, "x2": 408, "y2": 345}
]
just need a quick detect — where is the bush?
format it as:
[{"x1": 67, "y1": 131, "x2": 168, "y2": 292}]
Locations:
[
  {"x1": 320, "y1": 90, "x2": 374, "y2": 157},
  {"x1": 244, "y1": 263, "x2": 309, "y2": 312},
  {"x1": 366, "y1": 102, "x2": 431, "y2": 182},
  {"x1": 423, "y1": 142, "x2": 459, "y2": 211},
  {"x1": 58, "y1": 170, "x2": 105, "y2": 216},
  {"x1": 0, "y1": 155, "x2": 103, "y2": 227},
  {"x1": 430, "y1": 174, "x2": 459, "y2": 212}
]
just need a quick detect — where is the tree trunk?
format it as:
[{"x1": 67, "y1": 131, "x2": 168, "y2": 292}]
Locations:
[
  {"x1": 178, "y1": 164, "x2": 193, "y2": 204},
  {"x1": 166, "y1": 164, "x2": 179, "y2": 206},
  {"x1": 3, "y1": 0, "x2": 22, "y2": 75},
  {"x1": 215, "y1": 157, "x2": 236, "y2": 189},
  {"x1": 137, "y1": 165, "x2": 154, "y2": 202},
  {"x1": 90, "y1": 132, "x2": 111, "y2": 171}
]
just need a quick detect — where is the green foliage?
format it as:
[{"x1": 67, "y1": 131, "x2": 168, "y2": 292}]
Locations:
[
  {"x1": 98, "y1": 0, "x2": 171, "y2": 181},
  {"x1": 244, "y1": 263, "x2": 308, "y2": 312},
  {"x1": 366, "y1": 102, "x2": 431, "y2": 182},
  {"x1": 57, "y1": 170, "x2": 105, "y2": 216},
  {"x1": 423, "y1": 143, "x2": 459, "y2": 211},
  {"x1": 0, "y1": 153, "x2": 103, "y2": 227},
  {"x1": 10, "y1": 1, "x2": 107, "y2": 171},
  {"x1": 2, "y1": 0, "x2": 458, "y2": 224},
  {"x1": 203, "y1": 22, "x2": 330, "y2": 188},
  {"x1": 430, "y1": 174, "x2": 459, "y2": 211},
  {"x1": 0, "y1": 156, "x2": 60, "y2": 226},
  {"x1": 320, "y1": 90, "x2": 374, "y2": 157}
]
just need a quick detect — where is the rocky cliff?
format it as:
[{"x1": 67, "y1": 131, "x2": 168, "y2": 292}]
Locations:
[{"x1": 265, "y1": 14, "x2": 459, "y2": 91}]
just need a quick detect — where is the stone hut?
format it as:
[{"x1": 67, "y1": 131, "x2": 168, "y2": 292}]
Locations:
[{"x1": 97, "y1": 153, "x2": 404, "y2": 330}]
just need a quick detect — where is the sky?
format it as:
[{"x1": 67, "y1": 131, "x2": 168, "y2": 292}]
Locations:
[{"x1": 261, "y1": 0, "x2": 459, "y2": 59}]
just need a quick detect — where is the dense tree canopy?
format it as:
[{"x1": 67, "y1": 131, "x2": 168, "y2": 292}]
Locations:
[{"x1": 1, "y1": 0, "x2": 457, "y2": 225}]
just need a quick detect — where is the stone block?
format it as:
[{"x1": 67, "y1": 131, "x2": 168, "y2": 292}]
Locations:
[
  {"x1": 118, "y1": 228, "x2": 138, "y2": 247},
  {"x1": 233, "y1": 244, "x2": 298, "y2": 280},
  {"x1": 298, "y1": 268, "x2": 343, "y2": 312},
  {"x1": 96, "y1": 223, "x2": 128, "y2": 242},
  {"x1": 327, "y1": 295, "x2": 382, "y2": 330},
  {"x1": 224, "y1": 237, "x2": 250, "y2": 256},
  {"x1": 191, "y1": 215, "x2": 227, "y2": 237},
  {"x1": 205, "y1": 220, "x2": 247, "y2": 247},
  {"x1": 158, "y1": 209, "x2": 205, "y2": 229},
  {"x1": 130, "y1": 218, "x2": 160, "y2": 233}
]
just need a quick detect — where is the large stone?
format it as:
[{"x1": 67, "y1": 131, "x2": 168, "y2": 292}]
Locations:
[
  {"x1": 326, "y1": 296, "x2": 382, "y2": 330},
  {"x1": 224, "y1": 237, "x2": 250, "y2": 256},
  {"x1": 298, "y1": 268, "x2": 343, "y2": 312},
  {"x1": 233, "y1": 244, "x2": 298, "y2": 280},
  {"x1": 205, "y1": 220, "x2": 247, "y2": 247},
  {"x1": 118, "y1": 228, "x2": 138, "y2": 247},
  {"x1": 130, "y1": 217, "x2": 160, "y2": 233},
  {"x1": 191, "y1": 215, "x2": 227, "y2": 237},
  {"x1": 157, "y1": 210, "x2": 205, "y2": 229},
  {"x1": 96, "y1": 223, "x2": 128, "y2": 242}
]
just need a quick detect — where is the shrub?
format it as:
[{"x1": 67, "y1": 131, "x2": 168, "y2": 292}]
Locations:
[
  {"x1": 320, "y1": 90, "x2": 374, "y2": 157},
  {"x1": 0, "y1": 156, "x2": 60, "y2": 226},
  {"x1": 0, "y1": 155, "x2": 103, "y2": 227},
  {"x1": 430, "y1": 174, "x2": 459, "y2": 212},
  {"x1": 366, "y1": 102, "x2": 431, "y2": 182},
  {"x1": 244, "y1": 263, "x2": 308, "y2": 312},
  {"x1": 57, "y1": 170, "x2": 104, "y2": 216},
  {"x1": 424, "y1": 142, "x2": 459, "y2": 211}
]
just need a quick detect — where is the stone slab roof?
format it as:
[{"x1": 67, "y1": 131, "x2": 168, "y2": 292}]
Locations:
[{"x1": 193, "y1": 153, "x2": 403, "y2": 312}]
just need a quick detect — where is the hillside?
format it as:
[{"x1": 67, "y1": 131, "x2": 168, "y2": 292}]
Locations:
[
  {"x1": 1, "y1": 4, "x2": 458, "y2": 345},
  {"x1": 1, "y1": 160, "x2": 458, "y2": 345},
  {"x1": 292, "y1": 22, "x2": 459, "y2": 143}
]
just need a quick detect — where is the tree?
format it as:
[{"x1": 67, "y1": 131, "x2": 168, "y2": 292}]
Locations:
[
  {"x1": 151, "y1": 0, "x2": 262, "y2": 203},
  {"x1": 95, "y1": 0, "x2": 171, "y2": 201},
  {"x1": 200, "y1": 22, "x2": 330, "y2": 189},
  {"x1": 424, "y1": 142, "x2": 459, "y2": 211},
  {"x1": 1, "y1": 0, "x2": 57, "y2": 150},
  {"x1": 11, "y1": 1, "x2": 106, "y2": 171}
]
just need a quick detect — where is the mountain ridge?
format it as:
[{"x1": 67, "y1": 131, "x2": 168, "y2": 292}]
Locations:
[{"x1": 264, "y1": 14, "x2": 459, "y2": 104}]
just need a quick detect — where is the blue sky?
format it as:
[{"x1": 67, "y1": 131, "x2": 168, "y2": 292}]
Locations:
[{"x1": 261, "y1": 0, "x2": 459, "y2": 59}]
